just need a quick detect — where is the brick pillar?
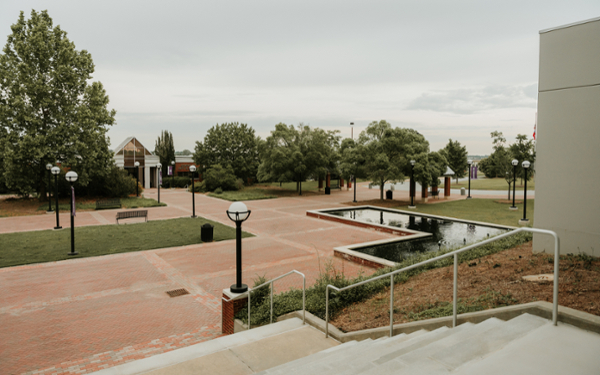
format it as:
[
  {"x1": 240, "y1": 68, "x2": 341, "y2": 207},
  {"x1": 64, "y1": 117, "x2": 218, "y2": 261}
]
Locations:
[
  {"x1": 444, "y1": 177, "x2": 451, "y2": 197},
  {"x1": 326, "y1": 173, "x2": 331, "y2": 188},
  {"x1": 347, "y1": 178, "x2": 352, "y2": 190},
  {"x1": 318, "y1": 177, "x2": 323, "y2": 191},
  {"x1": 222, "y1": 289, "x2": 248, "y2": 335},
  {"x1": 340, "y1": 177, "x2": 344, "y2": 188}
]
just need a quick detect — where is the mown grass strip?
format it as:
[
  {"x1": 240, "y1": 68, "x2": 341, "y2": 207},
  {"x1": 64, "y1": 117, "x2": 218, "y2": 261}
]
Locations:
[{"x1": 0, "y1": 217, "x2": 252, "y2": 268}]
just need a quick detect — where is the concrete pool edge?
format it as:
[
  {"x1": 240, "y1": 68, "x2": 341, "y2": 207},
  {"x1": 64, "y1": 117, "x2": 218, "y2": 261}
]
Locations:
[{"x1": 307, "y1": 205, "x2": 517, "y2": 269}]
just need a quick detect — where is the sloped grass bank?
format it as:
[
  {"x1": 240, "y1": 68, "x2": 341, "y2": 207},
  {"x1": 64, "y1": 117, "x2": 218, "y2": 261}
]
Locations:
[{"x1": 236, "y1": 232, "x2": 533, "y2": 326}]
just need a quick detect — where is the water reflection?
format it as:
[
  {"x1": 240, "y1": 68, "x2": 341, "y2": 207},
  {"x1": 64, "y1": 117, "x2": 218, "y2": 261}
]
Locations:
[{"x1": 327, "y1": 208, "x2": 509, "y2": 263}]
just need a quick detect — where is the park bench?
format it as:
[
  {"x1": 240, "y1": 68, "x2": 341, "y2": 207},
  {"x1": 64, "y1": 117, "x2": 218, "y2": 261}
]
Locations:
[
  {"x1": 96, "y1": 198, "x2": 122, "y2": 210},
  {"x1": 116, "y1": 210, "x2": 148, "y2": 224},
  {"x1": 429, "y1": 190, "x2": 440, "y2": 199}
]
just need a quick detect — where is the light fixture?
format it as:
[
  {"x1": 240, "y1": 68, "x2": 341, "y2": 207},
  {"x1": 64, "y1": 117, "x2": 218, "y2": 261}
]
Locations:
[{"x1": 226, "y1": 202, "x2": 251, "y2": 293}]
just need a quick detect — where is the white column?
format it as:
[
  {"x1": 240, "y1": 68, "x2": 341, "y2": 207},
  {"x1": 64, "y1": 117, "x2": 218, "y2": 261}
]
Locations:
[{"x1": 144, "y1": 166, "x2": 150, "y2": 189}]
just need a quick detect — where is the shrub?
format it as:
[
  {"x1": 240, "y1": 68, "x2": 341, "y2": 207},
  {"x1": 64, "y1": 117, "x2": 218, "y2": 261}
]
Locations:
[
  {"x1": 204, "y1": 164, "x2": 238, "y2": 191},
  {"x1": 236, "y1": 232, "x2": 534, "y2": 326},
  {"x1": 236, "y1": 178, "x2": 245, "y2": 191},
  {"x1": 161, "y1": 176, "x2": 191, "y2": 188},
  {"x1": 214, "y1": 187, "x2": 223, "y2": 194},
  {"x1": 189, "y1": 181, "x2": 206, "y2": 193},
  {"x1": 102, "y1": 166, "x2": 138, "y2": 198}
]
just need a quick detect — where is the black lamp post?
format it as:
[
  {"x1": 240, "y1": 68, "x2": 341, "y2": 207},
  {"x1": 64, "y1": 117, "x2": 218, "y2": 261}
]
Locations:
[
  {"x1": 467, "y1": 160, "x2": 473, "y2": 199},
  {"x1": 409, "y1": 160, "x2": 416, "y2": 208},
  {"x1": 506, "y1": 172, "x2": 511, "y2": 200},
  {"x1": 227, "y1": 202, "x2": 251, "y2": 293},
  {"x1": 66, "y1": 171, "x2": 78, "y2": 256},
  {"x1": 520, "y1": 161, "x2": 530, "y2": 224},
  {"x1": 190, "y1": 165, "x2": 197, "y2": 218},
  {"x1": 134, "y1": 161, "x2": 140, "y2": 197},
  {"x1": 156, "y1": 162, "x2": 162, "y2": 204},
  {"x1": 46, "y1": 163, "x2": 53, "y2": 212},
  {"x1": 171, "y1": 160, "x2": 175, "y2": 188},
  {"x1": 353, "y1": 175, "x2": 357, "y2": 203},
  {"x1": 510, "y1": 159, "x2": 518, "y2": 210},
  {"x1": 51, "y1": 166, "x2": 62, "y2": 230}
]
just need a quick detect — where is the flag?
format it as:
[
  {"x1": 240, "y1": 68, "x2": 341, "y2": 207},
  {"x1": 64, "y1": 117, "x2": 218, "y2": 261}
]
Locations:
[
  {"x1": 168, "y1": 165, "x2": 173, "y2": 176},
  {"x1": 159, "y1": 173, "x2": 162, "y2": 186},
  {"x1": 71, "y1": 186, "x2": 76, "y2": 217},
  {"x1": 533, "y1": 112, "x2": 537, "y2": 140}
]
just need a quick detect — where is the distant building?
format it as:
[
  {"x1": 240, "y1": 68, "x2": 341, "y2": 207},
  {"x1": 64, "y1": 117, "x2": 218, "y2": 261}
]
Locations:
[
  {"x1": 113, "y1": 137, "x2": 199, "y2": 189},
  {"x1": 533, "y1": 17, "x2": 600, "y2": 256}
]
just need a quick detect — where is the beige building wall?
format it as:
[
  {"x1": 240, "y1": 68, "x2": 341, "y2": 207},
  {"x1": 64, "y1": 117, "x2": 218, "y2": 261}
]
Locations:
[{"x1": 533, "y1": 17, "x2": 600, "y2": 255}]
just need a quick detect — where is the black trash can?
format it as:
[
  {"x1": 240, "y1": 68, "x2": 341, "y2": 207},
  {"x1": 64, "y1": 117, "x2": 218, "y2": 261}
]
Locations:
[
  {"x1": 325, "y1": 187, "x2": 331, "y2": 195},
  {"x1": 201, "y1": 223, "x2": 214, "y2": 242},
  {"x1": 386, "y1": 190, "x2": 393, "y2": 200}
]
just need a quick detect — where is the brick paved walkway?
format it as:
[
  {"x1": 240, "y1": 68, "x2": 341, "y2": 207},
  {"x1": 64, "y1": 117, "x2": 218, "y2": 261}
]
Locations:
[{"x1": 1, "y1": 184, "x2": 418, "y2": 375}]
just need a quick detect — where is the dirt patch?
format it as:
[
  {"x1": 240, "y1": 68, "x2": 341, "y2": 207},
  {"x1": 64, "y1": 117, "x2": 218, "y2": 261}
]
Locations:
[
  {"x1": 0, "y1": 196, "x2": 96, "y2": 217},
  {"x1": 331, "y1": 242, "x2": 600, "y2": 332}
]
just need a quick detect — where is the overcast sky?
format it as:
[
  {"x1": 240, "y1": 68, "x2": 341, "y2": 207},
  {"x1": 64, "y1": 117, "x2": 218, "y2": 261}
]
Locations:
[{"x1": 2, "y1": 1, "x2": 599, "y2": 155}]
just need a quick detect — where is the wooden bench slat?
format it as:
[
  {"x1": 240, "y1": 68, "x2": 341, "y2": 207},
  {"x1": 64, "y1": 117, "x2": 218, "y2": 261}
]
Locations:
[{"x1": 116, "y1": 210, "x2": 148, "y2": 224}]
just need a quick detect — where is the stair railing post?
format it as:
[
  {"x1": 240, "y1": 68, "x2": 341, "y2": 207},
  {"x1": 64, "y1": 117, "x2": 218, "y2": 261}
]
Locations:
[
  {"x1": 553, "y1": 233, "x2": 560, "y2": 326},
  {"x1": 453, "y1": 253, "x2": 458, "y2": 328},
  {"x1": 270, "y1": 281, "x2": 274, "y2": 324},
  {"x1": 390, "y1": 274, "x2": 394, "y2": 337},
  {"x1": 325, "y1": 287, "x2": 330, "y2": 338},
  {"x1": 302, "y1": 276, "x2": 306, "y2": 325},
  {"x1": 248, "y1": 291, "x2": 251, "y2": 330}
]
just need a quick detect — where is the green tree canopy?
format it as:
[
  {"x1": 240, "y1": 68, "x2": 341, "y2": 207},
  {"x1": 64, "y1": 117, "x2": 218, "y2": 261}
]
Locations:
[
  {"x1": 257, "y1": 123, "x2": 340, "y2": 195},
  {"x1": 0, "y1": 10, "x2": 116, "y2": 197},
  {"x1": 194, "y1": 122, "x2": 259, "y2": 182},
  {"x1": 154, "y1": 130, "x2": 175, "y2": 177},
  {"x1": 358, "y1": 120, "x2": 429, "y2": 200},
  {"x1": 440, "y1": 139, "x2": 468, "y2": 183},
  {"x1": 339, "y1": 138, "x2": 366, "y2": 182},
  {"x1": 509, "y1": 134, "x2": 536, "y2": 184}
]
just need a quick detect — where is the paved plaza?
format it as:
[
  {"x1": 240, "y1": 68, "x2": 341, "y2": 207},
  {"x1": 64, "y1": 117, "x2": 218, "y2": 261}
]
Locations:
[
  {"x1": 0, "y1": 183, "x2": 520, "y2": 374},
  {"x1": 1, "y1": 184, "x2": 413, "y2": 375}
]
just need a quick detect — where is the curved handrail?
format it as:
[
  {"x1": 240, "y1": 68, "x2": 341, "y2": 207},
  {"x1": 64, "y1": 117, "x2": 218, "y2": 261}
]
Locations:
[
  {"x1": 325, "y1": 227, "x2": 559, "y2": 338},
  {"x1": 236, "y1": 270, "x2": 306, "y2": 330}
]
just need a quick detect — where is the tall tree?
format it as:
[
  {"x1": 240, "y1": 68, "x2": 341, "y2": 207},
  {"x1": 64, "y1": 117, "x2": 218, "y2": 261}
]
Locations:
[
  {"x1": 358, "y1": 121, "x2": 429, "y2": 200},
  {"x1": 440, "y1": 139, "x2": 468, "y2": 183},
  {"x1": 194, "y1": 122, "x2": 260, "y2": 182},
  {"x1": 509, "y1": 134, "x2": 536, "y2": 184},
  {"x1": 0, "y1": 10, "x2": 116, "y2": 197},
  {"x1": 257, "y1": 123, "x2": 339, "y2": 194},
  {"x1": 339, "y1": 138, "x2": 366, "y2": 183},
  {"x1": 154, "y1": 130, "x2": 175, "y2": 177}
]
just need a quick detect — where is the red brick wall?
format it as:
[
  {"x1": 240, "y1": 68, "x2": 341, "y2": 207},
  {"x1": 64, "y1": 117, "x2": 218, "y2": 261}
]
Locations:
[
  {"x1": 306, "y1": 211, "x2": 412, "y2": 237},
  {"x1": 222, "y1": 294, "x2": 248, "y2": 335},
  {"x1": 334, "y1": 250, "x2": 388, "y2": 269}
]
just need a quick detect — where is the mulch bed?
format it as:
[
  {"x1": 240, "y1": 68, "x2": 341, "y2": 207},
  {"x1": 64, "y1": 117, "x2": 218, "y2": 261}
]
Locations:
[{"x1": 331, "y1": 242, "x2": 600, "y2": 332}]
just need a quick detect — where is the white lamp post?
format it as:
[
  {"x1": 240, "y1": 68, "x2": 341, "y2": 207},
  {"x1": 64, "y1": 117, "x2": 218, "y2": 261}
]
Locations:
[
  {"x1": 134, "y1": 161, "x2": 140, "y2": 197},
  {"x1": 226, "y1": 202, "x2": 251, "y2": 293},
  {"x1": 65, "y1": 171, "x2": 78, "y2": 256},
  {"x1": 189, "y1": 165, "x2": 197, "y2": 218}
]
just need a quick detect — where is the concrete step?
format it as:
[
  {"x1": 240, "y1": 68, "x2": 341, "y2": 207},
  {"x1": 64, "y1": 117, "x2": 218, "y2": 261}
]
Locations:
[
  {"x1": 89, "y1": 318, "x2": 334, "y2": 375},
  {"x1": 365, "y1": 314, "x2": 548, "y2": 375},
  {"x1": 258, "y1": 340, "x2": 360, "y2": 375},
  {"x1": 455, "y1": 322, "x2": 600, "y2": 375}
]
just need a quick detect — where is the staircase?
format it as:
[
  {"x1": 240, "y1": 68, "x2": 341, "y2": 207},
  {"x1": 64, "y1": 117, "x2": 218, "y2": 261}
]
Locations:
[{"x1": 93, "y1": 313, "x2": 600, "y2": 375}]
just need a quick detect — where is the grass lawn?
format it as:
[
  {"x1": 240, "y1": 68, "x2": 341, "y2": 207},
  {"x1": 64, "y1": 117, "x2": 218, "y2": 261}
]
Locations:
[
  {"x1": 37, "y1": 196, "x2": 166, "y2": 212},
  {"x1": 262, "y1": 180, "x2": 321, "y2": 192},
  {"x1": 0, "y1": 217, "x2": 252, "y2": 268},
  {"x1": 394, "y1": 198, "x2": 535, "y2": 227},
  {"x1": 440, "y1": 177, "x2": 535, "y2": 191},
  {"x1": 208, "y1": 188, "x2": 278, "y2": 201}
]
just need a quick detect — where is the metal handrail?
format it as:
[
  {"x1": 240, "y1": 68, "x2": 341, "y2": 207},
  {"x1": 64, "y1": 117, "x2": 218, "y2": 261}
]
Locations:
[
  {"x1": 237, "y1": 270, "x2": 306, "y2": 330},
  {"x1": 325, "y1": 227, "x2": 559, "y2": 338}
]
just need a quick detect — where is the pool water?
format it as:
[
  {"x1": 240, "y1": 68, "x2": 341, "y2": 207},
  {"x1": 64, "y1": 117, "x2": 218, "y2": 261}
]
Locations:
[{"x1": 328, "y1": 208, "x2": 510, "y2": 262}]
